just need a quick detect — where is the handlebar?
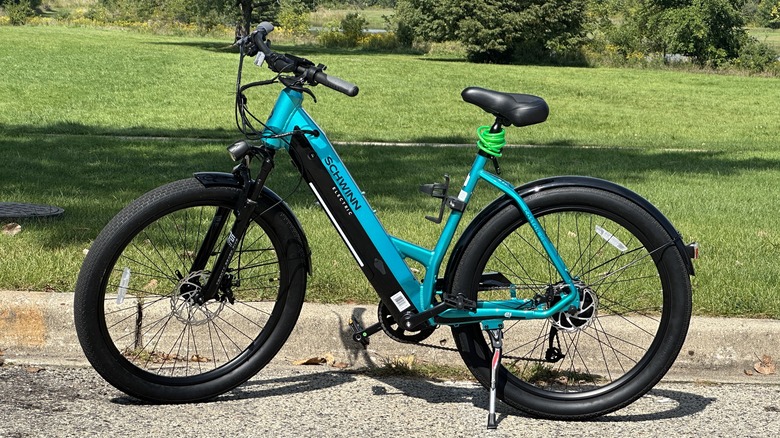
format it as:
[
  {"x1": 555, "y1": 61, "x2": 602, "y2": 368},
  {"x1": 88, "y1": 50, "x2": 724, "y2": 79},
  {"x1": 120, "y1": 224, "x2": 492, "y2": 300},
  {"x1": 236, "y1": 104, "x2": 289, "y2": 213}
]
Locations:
[{"x1": 249, "y1": 22, "x2": 359, "y2": 97}]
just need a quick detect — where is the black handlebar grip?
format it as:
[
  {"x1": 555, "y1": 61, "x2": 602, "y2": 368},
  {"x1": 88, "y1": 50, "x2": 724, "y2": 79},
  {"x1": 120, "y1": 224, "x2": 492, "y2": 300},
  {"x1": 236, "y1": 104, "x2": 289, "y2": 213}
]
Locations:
[{"x1": 313, "y1": 71, "x2": 359, "y2": 97}]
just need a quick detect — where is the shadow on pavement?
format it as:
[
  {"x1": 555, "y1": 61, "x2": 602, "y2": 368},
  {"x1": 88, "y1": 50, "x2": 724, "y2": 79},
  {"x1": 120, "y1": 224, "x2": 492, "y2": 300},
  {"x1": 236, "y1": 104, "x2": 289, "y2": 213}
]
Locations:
[
  {"x1": 110, "y1": 371, "x2": 356, "y2": 405},
  {"x1": 369, "y1": 377, "x2": 715, "y2": 426}
]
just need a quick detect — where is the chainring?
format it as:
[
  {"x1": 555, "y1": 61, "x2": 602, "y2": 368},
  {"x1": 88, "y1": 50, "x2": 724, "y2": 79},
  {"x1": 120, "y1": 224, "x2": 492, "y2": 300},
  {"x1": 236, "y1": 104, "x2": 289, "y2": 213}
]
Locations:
[{"x1": 377, "y1": 302, "x2": 436, "y2": 344}]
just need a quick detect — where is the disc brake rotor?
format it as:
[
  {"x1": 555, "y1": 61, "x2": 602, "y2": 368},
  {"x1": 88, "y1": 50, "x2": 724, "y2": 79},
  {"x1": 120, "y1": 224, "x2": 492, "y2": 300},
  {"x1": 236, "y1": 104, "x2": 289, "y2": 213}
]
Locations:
[
  {"x1": 171, "y1": 270, "x2": 225, "y2": 326},
  {"x1": 550, "y1": 285, "x2": 598, "y2": 332}
]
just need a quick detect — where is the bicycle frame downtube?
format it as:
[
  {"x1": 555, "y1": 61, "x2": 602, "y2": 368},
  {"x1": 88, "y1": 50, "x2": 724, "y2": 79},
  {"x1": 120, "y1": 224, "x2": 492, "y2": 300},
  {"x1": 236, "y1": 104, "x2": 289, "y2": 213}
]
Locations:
[{"x1": 265, "y1": 90, "x2": 422, "y2": 322}]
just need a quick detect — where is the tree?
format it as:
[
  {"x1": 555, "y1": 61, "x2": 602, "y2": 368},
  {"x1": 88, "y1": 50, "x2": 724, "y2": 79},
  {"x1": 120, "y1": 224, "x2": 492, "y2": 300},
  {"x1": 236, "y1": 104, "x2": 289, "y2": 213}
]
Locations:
[
  {"x1": 186, "y1": 0, "x2": 281, "y2": 35},
  {"x1": 657, "y1": 0, "x2": 745, "y2": 65},
  {"x1": 89, "y1": 0, "x2": 282, "y2": 34},
  {"x1": 762, "y1": 0, "x2": 780, "y2": 28},
  {"x1": 396, "y1": 0, "x2": 588, "y2": 64},
  {"x1": 591, "y1": 0, "x2": 753, "y2": 67}
]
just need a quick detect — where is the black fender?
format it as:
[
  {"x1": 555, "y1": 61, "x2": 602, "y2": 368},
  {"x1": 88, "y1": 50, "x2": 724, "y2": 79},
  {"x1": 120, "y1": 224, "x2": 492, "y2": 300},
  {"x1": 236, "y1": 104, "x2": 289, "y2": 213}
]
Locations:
[
  {"x1": 193, "y1": 172, "x2": 312, "y2": 274},
  {"x1": 442, "y1": 176, "x2": 694, "y2": 291}
]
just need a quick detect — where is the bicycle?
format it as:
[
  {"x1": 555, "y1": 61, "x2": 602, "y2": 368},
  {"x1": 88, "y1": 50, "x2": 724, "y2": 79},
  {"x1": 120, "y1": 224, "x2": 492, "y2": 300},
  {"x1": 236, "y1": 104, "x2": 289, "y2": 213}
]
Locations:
[{"x1": 74, "y1": 22, "x2": 697, "y2": 429}]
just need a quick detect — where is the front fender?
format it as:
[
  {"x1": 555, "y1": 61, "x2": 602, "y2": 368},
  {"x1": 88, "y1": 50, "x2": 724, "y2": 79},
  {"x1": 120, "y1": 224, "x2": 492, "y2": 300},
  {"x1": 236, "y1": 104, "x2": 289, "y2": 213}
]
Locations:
[
  {"x1": 193, "y1": 172, "x2": 312, "y2": 274},
  {"x1": 442, "y1": 176, "x2": 694, "y2": 291}
]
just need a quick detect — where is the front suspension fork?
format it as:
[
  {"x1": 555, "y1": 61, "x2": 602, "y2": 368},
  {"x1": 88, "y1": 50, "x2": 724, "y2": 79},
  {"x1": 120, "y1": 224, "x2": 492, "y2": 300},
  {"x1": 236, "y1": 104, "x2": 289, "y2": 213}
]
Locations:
[{"x1": 194, "y1": 148, "x2": 276, "y2": 303}]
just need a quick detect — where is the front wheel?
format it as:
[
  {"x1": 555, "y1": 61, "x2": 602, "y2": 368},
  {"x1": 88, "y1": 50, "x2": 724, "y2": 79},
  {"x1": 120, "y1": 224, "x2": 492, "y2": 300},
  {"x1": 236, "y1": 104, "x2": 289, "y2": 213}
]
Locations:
[
  {"x1": 450, "y1": 186, "x2": 692, "y2": 420},
  {"x1": 74, "y1": 178, "x2": 308, "y2": 403}
]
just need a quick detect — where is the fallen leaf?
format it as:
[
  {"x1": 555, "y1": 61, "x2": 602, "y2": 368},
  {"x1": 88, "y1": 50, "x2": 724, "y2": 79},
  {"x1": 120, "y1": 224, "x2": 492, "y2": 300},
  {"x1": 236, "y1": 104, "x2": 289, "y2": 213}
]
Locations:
[
  {"x1": 143, "y1": 279, "x2": 159, "y2": 292},
  {"x1": 331, "y1": 362, "x2": 350, "y2": 369},
  {"x1": 395, "y1": 355, "x2": 415, "y2": 368},
  {"x1": 293, "y1": 357, "x2": 327, "y2": 366},
  {"x1": 189, "y1": 354, "x2": 210, "y2": 363},
  {"x1": 754, "y1": 354, "x2": 776, "y2": 375},
  {"x1": 25, "y1": 366, "x2": 44, "y2": 373},
  {"x1": 744, "y1": 369, "x2": 754, "y2": 376},
  {"x1": 324, "y1": 353, "x2": 335, "y2": 365},
  {"x1": 2, "y1": 223, "x2": 21, "y2": 236}
]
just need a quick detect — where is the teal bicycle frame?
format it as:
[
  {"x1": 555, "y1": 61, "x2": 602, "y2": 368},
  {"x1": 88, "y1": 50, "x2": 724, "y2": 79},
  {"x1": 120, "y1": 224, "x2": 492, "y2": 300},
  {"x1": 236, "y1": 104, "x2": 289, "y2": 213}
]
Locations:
[{"x1": 262, "y1": 88, "x2": 580, "y2": 326}]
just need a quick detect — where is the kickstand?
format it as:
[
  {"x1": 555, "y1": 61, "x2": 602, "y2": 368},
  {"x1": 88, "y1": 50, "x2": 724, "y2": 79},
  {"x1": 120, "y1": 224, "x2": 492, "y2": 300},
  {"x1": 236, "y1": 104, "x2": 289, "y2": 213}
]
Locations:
[{"x1": 486, "y1": 327, "x2": 503, "y2": 430}]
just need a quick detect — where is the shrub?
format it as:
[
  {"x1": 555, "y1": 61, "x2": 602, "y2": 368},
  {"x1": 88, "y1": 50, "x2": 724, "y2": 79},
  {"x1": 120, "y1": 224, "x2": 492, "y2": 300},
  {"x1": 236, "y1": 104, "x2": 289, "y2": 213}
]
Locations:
[
  {"x1": 395, "y1": 21, "x2": 414, "y2": 47},
  {"x1": 395, "y1": 0, "x2": 588, "y2": 64},
  {"x1": 277, "y1": 0, "x2": 309, "y2": 36},
  {"x1": 770, "y1": 1, "x2": 780, "y2": 28},
  {"x1": 318, "y1": 13, "x2": 368, "y2": 48},
  {"x1": 4, "y1": 0, "x2": 35, "y2": 25},
  {"x1": 363, "y1": 32, "x2": 400, "y2": 50},
  {"x1": 341, "y1": 12, "x2": 368, "y2": 44},
  {"x1": 733, "y1": 36, "x2": 780, "y2": 71}
]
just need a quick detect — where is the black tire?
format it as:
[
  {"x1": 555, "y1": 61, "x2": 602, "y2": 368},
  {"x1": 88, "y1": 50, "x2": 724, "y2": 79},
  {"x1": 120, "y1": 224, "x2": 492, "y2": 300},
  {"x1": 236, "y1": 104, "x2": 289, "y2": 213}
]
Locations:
[
  {"x1": 451, "y1": 186, "x2": 691, "y2": 420},
  {"x1": 74, "y1": 178, "x2": 308, "y2": 403}
]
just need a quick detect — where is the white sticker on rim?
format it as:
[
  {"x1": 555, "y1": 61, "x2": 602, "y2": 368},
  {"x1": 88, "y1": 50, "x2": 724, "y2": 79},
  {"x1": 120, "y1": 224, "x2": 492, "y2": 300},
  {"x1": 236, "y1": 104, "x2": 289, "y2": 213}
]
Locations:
[
  {"x1": 595, "y1": 225, "x2": 628, "y2": 252},
  {"x1": 117, "y1": 267, "x2": 131, "y2": 304}
]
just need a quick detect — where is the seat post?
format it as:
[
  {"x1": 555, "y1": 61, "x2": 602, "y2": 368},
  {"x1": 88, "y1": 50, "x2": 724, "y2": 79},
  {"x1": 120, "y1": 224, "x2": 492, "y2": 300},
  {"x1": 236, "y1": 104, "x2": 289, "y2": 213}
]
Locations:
[{"x1": 490, "y1": 118, "x2": 505, "y2": 134}]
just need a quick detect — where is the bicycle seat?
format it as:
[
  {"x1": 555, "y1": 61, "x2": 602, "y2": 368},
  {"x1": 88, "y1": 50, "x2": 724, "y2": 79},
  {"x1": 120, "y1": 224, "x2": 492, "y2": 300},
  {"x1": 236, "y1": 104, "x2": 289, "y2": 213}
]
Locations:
[{"x1": 461, "y1": 87, "x2": 549, "y2": 127}]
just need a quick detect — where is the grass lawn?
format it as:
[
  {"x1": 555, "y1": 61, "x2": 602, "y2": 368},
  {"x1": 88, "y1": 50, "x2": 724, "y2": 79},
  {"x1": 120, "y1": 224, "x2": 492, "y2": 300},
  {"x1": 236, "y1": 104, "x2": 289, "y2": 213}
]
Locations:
[
  {"x1": 309, "y1": 7, "x2": 394, "y2": 30},
  {"x1": 1, "y1": 26, "x2": 778, "y2": 151},
  {"x1": 1, "y1": 26, "x2": 780, "y2": 318},
  {"x1": 748, "y1": 27, "x2": 780, "y2": 52}
]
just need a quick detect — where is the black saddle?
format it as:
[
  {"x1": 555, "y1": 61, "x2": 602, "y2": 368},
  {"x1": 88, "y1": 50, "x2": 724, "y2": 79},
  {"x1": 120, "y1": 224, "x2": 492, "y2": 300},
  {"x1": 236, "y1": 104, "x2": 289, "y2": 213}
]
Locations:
[{"x1": 461, "y1": 87, "x2": 549, "y2": 127}]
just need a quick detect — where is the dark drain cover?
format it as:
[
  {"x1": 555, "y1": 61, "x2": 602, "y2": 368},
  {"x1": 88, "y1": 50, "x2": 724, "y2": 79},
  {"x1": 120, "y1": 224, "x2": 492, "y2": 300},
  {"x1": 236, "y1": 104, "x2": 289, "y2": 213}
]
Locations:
[{"x1": 0, "y1": 202, "x2": 64, "y2": 219}]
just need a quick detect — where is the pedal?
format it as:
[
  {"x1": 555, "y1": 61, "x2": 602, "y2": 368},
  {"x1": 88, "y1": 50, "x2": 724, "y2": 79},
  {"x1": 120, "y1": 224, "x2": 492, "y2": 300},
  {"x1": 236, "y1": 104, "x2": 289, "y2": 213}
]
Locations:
[
  {"x1": 443, "y1": 293, "x2": 477, "y2": 312},
  {"x1": 348, "y1": 314, "x2": 382, "y2": 350}
]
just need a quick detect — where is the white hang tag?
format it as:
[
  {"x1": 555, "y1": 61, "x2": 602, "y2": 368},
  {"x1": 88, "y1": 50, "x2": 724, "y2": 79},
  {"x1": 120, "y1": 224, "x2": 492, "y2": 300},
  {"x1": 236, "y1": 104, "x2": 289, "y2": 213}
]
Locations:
[{"x1": 254, "y1": 52, "x2": 266, "y2": 68}]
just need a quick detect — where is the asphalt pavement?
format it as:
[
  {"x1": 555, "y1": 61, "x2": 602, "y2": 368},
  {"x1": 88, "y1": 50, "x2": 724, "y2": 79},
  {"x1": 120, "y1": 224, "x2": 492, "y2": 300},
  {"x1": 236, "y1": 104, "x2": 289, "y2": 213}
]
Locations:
[
  {"x1": 1, "y1": 289, "x2": 779, "y2": 437},
  {"x1": 1, "y1": 362, "x2": 779, "y2": 437}
]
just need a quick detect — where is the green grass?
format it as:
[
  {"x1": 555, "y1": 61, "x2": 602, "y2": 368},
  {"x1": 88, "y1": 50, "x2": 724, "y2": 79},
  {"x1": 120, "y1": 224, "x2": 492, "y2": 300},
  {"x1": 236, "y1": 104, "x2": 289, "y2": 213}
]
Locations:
[
  {"x1": 1, "y1": 26, "x2": 778, "y2": 152},
  {"x1": 1, "y1": 26, "x2": 780, "y2": 318},
  {"x1": 748, "y1": 27, "x2": 780, "y2": 52},
  {"x1": 2, "y1": 134, "x2": 780, "y2": 318},
  {"x1": 309, "y1": 7, "x2": 393, "y2": 30}
]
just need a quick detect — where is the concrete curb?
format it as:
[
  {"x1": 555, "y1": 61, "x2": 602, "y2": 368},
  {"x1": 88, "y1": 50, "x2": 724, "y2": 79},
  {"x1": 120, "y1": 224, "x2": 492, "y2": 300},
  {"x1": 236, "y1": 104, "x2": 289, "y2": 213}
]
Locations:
[{"x1": 1, "y1": 290, "x2": 778, "y2": 384}]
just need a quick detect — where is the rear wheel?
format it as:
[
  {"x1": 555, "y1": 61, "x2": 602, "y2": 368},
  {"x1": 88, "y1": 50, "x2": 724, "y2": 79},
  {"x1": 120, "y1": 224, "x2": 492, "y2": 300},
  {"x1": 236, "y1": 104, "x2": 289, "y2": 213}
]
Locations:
[
  {"x1": 451, "y1": 186, "x2": 692, "y2": 420},
  {"x1": 74, "y1": 178, "x2": 308, "y2": 402}
]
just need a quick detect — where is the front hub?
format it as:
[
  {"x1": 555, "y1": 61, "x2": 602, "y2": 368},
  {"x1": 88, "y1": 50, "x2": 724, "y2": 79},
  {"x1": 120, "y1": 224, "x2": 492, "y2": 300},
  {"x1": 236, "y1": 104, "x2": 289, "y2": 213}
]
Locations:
[{"x1": 171, "y1": 270, "x2": 225, "y2": 326}]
